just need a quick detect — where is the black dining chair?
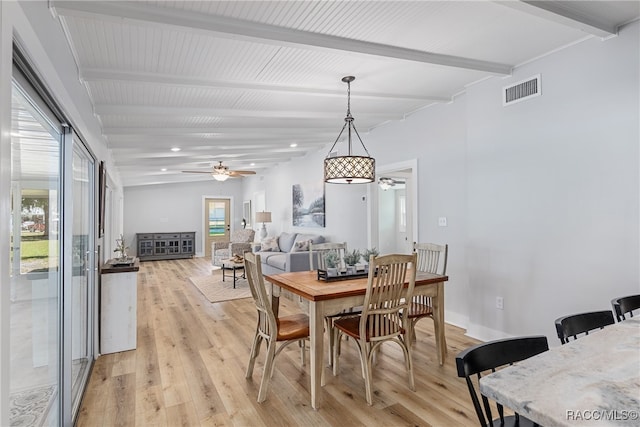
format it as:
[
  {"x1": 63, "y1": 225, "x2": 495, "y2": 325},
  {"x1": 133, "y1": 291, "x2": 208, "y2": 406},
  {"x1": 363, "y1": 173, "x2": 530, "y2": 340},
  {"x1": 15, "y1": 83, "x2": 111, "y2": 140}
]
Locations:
[
  {"x1": 456, "y1": 336, "x2": 549, "y2": 427},
  {"x1": 554, "y1": 310, "x2": 615, "y2": 344},
  {"x1": 611, "y1": 294, "x2": 640, "y2": 322}
]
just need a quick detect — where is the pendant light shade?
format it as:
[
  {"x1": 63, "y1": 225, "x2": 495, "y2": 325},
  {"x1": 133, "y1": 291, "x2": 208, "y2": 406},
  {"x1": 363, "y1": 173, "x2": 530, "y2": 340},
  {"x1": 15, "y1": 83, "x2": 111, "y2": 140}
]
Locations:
[
  {"x1": 324, "y1": 76, "x2": 375, "y2": 184},
  {"x1": 324, "y1": 155, "x2": 375, "y2": 184}
]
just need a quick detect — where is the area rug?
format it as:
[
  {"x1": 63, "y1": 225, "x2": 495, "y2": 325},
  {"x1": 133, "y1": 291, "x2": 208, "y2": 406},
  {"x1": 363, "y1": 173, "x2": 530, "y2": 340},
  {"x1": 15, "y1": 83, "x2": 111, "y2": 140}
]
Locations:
[
  {"x1": 10, "y1": 384, "x2": 56, "y2": 427},
  {"x1": 189, "y1": 273, "x2": 252, "y2": 303}
]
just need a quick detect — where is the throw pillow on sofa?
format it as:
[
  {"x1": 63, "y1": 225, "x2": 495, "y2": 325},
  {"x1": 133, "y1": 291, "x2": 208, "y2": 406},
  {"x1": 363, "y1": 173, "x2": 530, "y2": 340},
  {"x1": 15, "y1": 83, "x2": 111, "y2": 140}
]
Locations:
[
  {"x1": 291, "y1": 239, "x2": 311, "y2": 252},
  {"x1": 261, "y1": 237, "x2": 279, "y2": 251},
  {"x1": 278, "y1": 232, "x2": 297, "y2": 253},
  {"x1": 293, "y1": 233, "x2": 325, "y2": 249}
]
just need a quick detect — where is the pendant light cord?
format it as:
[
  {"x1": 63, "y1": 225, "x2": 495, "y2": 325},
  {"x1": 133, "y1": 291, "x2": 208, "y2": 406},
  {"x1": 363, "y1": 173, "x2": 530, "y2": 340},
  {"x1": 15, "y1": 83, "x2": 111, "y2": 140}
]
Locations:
[{"x1": 326, "y1": 77, "x2": 372, "y2": 158}]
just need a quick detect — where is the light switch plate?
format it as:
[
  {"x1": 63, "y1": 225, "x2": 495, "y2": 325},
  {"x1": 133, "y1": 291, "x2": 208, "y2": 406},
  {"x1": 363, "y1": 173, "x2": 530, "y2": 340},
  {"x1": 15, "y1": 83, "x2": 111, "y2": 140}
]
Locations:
[{"x1": 438, "y1": 217, "x2": 447, "y2": 227}]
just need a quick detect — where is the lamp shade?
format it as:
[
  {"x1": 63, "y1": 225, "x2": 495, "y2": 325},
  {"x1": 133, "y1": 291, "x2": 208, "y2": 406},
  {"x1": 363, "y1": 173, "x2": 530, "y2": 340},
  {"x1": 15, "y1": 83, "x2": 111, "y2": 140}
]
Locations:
[
  {"x1": 255, "y1": 211, "x2": 272, "y2": 223},
  {"x1": 325, "y1": 155, "x2": 375, "y2": 184}
]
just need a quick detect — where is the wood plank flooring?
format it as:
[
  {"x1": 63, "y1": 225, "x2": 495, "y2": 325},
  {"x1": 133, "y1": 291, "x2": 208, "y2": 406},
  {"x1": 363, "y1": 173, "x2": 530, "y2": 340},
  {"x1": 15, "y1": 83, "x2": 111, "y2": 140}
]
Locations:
[{"x1": 76, "y1": 257, "x2": 482, "y2": 427}]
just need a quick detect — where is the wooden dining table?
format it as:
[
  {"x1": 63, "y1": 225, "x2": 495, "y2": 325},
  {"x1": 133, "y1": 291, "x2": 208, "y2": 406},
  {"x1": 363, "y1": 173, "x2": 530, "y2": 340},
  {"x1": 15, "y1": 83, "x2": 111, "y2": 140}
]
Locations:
[
  {"x1": 265, "y1": 269, "x2": 449, "y2": 410},
  {"x1": 479, "y1": 317, "x2": 640, "y2": 427}
]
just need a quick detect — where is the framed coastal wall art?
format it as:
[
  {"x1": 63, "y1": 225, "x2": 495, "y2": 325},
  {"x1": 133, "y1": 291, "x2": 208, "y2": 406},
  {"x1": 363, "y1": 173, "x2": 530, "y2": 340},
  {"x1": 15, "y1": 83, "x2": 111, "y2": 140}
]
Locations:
[{"x1": 292, "y1": 181, "x2": 325, "y2": 228}]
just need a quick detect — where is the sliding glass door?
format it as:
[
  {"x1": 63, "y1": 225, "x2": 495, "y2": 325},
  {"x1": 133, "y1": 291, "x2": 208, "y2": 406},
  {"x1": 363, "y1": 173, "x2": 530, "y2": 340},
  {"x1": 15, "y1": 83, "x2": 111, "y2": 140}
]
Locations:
[
  {"x1": 10, "y1": 77, "x2": 62, "y2": 426},
  {"x1": 68, "y1": 137, "x2": 95, "y2": 416},
  {"x1": 8, "y1": 71, "x2": 96, "y2": 425}
]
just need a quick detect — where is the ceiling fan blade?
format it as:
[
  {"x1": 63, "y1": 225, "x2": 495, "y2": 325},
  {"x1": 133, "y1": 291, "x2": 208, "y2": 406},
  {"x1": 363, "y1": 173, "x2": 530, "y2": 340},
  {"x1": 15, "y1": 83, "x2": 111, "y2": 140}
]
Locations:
[
  {"x1": 229, "y1": 170, "x2": 256, "y2": 175},
  {"x1": 181, "y1": 170, "x2": 213, "y2": 174}
]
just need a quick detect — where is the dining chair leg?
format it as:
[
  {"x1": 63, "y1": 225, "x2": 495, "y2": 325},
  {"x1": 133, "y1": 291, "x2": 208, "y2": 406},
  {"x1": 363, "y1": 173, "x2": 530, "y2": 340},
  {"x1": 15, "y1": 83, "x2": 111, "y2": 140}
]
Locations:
[
  {"x1": 410, "y1": 322, "x2": 417, "y2": 343},
  {"x1": 372, "y1": 343, "x2": 380, "y2": 366},
  {"x1": 246, "y1": 333, "x2": 262, "y2": 378},
  {"x1": 362, "y1": 344, "x2": 375, "y2": 406},
  {"x1": 400, "y1": 336, "x2": 416, "y2": 391},
  {"x1": 363, "y1": 342, "x2": 371, "y2": 378},
  {"x1": 405, "y1": 320, "x2": 416, "y2": 349},
  {"x1": 332, "y1": 330, "x2": 342, "y2": 376},
  {"x1": 326, "y1": 317, "x2": 334, "y2": 367},
  {"x1": 258, "y1": 340, "x2": 277, "y2": 403},
  {"x1": 299, "y1": 340, "x2": 306, "y2": 366}
]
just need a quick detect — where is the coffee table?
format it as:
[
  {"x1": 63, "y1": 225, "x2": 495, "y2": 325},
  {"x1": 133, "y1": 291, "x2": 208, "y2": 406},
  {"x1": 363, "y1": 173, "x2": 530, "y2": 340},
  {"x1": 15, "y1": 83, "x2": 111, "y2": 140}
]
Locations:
[{"x1": 221, "y1": 258, "x2": 245, "y2": 288}]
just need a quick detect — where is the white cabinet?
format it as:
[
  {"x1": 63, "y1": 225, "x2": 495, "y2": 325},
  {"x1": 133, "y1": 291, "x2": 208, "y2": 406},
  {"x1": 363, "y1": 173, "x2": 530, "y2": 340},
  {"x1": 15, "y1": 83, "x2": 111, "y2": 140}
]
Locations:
[{"x1": 100, "y1": 259, "x2": 139, "y2": 354}]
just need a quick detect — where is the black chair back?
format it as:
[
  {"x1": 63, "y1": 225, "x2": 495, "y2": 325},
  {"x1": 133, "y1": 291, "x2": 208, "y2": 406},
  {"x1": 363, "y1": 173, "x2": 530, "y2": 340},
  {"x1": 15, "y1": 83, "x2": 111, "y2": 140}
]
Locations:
[
  {"x1": 555, "y1": 310, "x2": 614, "y2": 344},
  {"x1": 456, "y1": 336, "x2": 549, "y2": 427},
  {"x1": 611, "y1": 294, "x2": 640, "y2": 322}
]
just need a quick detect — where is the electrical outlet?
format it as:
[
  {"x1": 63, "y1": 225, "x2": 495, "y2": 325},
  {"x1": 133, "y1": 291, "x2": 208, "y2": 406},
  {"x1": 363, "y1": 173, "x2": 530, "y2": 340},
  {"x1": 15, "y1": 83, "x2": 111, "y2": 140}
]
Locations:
[
  {"x1": 496, "y1": 296, "x2": 504, "y2": 310},
  {"x1": 438, "y1": 217, "x2": 447, "y2": 227}
]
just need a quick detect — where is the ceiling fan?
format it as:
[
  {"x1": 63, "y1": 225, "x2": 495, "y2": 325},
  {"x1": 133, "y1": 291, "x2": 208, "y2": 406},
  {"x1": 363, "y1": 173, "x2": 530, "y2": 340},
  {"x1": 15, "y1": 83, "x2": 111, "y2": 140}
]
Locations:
[
  {"x1": 182, "y1": 161, "x2": 256, "y2": 182},
  {"x1": 378, "y1": 177, "x2": 405, "y2": 190}
]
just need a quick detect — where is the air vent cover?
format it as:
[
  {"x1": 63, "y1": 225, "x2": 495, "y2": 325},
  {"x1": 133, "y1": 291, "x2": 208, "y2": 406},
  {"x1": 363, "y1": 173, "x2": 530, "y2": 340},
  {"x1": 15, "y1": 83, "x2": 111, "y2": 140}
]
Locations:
[{"x1": 503, "y1": 75, "x2": 541, "y2": 106}]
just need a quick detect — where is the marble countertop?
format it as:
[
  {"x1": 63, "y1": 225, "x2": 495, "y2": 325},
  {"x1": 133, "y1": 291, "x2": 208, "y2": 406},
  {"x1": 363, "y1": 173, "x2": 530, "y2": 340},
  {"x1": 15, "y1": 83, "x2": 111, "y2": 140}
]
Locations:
[{"x1": 479, "y1": 317, "x2": 640, "y2": 427}]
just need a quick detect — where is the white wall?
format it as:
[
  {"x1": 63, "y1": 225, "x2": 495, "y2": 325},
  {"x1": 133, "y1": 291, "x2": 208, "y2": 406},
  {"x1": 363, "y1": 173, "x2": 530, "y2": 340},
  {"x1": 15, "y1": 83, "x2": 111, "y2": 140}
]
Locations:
[
  {"x1": 123, "y1": 179, "x2": 244, "y2": 257},
  {"x1": 244, "y1": 21, "x2": 639, "y2": 345},
  {"x1": 464, "y1": 22, "x2": 639, "y2": 341}
]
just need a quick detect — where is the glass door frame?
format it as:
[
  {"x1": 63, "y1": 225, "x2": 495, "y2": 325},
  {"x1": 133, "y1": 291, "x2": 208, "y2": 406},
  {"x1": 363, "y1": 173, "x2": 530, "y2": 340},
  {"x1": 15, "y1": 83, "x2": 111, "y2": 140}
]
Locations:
[{"x1": 61, "y1": 129, "x2": 97, "y2": 421}]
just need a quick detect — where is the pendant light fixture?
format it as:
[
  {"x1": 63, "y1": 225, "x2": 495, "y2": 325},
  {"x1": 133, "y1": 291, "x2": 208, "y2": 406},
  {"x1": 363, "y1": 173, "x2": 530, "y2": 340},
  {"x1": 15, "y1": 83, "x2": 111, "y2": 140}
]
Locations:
[{"x1": 324, "y1": 76, "x2": 375, "y2": 184}]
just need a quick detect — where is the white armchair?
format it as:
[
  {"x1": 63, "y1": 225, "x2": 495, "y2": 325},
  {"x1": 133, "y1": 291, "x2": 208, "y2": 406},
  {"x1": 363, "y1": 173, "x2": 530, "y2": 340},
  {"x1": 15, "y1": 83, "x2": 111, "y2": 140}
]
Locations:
[{"x1": 212, "y1": 229, "x2": 256, "y2": 266}]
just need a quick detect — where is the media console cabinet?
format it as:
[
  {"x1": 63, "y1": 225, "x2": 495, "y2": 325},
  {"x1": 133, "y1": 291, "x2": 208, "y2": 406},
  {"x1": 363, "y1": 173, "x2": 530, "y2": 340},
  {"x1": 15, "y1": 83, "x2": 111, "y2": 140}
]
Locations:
[{"x1": 136, "y1": 232, "x2": 195, "y2": 261}]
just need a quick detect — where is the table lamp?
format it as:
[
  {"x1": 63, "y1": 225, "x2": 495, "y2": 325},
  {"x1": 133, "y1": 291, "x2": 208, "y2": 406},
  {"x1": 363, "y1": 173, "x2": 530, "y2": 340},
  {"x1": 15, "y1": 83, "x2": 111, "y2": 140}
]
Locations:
[{"x1": 255, "y1": 211, "x2": 272, "y2": 239}]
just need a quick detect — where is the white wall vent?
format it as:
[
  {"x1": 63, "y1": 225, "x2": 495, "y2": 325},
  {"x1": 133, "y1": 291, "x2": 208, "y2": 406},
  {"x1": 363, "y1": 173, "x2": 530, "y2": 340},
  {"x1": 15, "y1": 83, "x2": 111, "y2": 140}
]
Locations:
[{"x1": 503, "y1": 75, "x2": 541, "y2": 106}]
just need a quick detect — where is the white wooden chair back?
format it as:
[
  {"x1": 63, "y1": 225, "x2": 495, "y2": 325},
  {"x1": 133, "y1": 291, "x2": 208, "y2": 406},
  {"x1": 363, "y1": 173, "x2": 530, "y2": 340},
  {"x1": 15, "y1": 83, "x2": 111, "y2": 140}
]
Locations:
[
  {"x1": 360, "y1": 253, "x2": 417, "y2": 343},
  {"x1": 413, "y1": 242, "x2": 448, "y2": 275},
  {"x1": 244, "y1": 252, "x2": 277, "y2": 341},
  {"x1": 309, "y1": 242, "x2": 347, "y2": 270}
]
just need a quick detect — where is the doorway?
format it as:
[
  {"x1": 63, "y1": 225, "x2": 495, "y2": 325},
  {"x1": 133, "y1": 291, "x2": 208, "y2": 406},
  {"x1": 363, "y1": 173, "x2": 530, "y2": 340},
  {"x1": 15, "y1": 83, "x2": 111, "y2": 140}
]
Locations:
[
  {"x1": 203, "y1": 198, "x2": 230, "y2": 258},
  {"x1": 370, "y1": 160, "x2": 418, "y2": 254}
]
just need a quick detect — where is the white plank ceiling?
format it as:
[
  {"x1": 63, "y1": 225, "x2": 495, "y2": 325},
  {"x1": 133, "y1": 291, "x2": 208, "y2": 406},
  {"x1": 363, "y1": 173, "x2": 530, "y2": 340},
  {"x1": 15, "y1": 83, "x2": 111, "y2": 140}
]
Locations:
[{"x1": 50, "y1": 1, "x2": 639, "y2": 187}]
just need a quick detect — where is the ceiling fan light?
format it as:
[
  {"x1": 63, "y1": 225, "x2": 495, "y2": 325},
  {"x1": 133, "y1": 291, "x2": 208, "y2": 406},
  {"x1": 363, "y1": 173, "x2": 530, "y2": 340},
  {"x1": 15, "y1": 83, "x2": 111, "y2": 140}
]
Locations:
[
  {"x1": 212, "y1": 173, "x2": 229, "y2": 182},
  {"x1": 379, "y1": 180, "x2": 392, "y2": 190}
]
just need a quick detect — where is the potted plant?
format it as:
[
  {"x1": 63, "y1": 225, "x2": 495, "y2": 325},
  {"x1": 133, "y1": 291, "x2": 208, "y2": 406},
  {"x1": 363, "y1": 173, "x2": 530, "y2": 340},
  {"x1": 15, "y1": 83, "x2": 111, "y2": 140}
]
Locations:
[
  {"x1": 363, "y1": 247, "x2": 379, "y2": 262},
  {"x1": 324, "y1": 251, "x2": 340, "y2": 277},
  {"x1": 343, "y1": 249, "x2": 361, "y2": 275},
  {"x1": 114, "y1": 234, "x2": 129, "y2": 261},
  {"x1": 362, "y1": 248, "x2": 379, "y2": 272}
]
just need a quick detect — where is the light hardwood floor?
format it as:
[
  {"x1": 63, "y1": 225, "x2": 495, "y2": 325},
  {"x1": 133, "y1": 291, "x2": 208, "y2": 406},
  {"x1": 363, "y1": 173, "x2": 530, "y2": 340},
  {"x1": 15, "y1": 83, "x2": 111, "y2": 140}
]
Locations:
[{"x1": 77, "y1": 257, "x2": 482, "y2": 427}]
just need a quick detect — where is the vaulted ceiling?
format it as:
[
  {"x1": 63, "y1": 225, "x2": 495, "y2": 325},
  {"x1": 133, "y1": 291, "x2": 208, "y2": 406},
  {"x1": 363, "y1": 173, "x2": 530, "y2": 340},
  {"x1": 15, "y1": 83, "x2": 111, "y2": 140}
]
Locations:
[{"x1": 50, "y1": 1, "x2": 639, "y2": 187}]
